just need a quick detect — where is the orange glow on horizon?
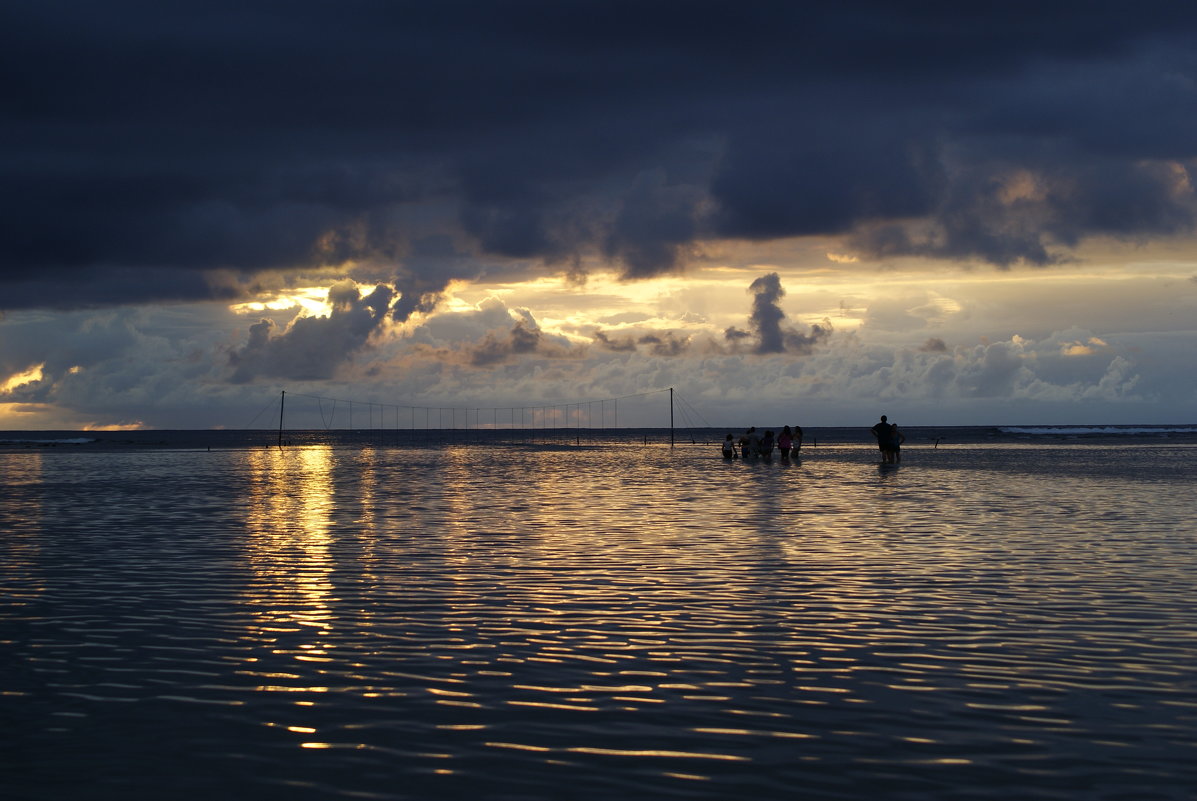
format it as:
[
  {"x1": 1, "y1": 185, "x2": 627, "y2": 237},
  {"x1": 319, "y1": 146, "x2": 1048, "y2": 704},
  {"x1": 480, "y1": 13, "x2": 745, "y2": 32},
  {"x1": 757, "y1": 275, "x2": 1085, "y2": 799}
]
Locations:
[{"x1": 81, "y1": 421, "x2": 149, "y2": 431}]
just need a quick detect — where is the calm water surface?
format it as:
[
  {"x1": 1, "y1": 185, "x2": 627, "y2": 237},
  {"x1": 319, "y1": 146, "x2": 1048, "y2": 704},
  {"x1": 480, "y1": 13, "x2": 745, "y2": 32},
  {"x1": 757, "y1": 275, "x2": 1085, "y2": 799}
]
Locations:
[{"x1": 3, "y1": 440, "x2": 1196, "y2": 800}]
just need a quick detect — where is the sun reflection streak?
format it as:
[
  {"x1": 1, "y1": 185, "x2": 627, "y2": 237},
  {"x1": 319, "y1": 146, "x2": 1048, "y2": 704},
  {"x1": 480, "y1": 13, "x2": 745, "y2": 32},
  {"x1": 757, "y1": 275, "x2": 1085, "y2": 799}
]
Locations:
[
  {"x1": 243, "y1": 447, "x2": 336, "y2": 634},
  {"x1": 240, "y1": 447, "x2": 342, "y2": 728}
]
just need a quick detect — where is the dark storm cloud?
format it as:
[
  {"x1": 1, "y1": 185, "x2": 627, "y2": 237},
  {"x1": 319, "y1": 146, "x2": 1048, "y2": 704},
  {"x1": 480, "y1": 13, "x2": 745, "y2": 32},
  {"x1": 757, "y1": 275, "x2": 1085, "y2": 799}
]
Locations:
[
  {"x1": 603, "y1": 171, "x2": 708, "y2": 279},
  {"x1": 6, "y1": 1, "x2": 1197, "y2": 310},
  {"x1": 389, "y1": 235, "x2": 483, "y2": 323}
]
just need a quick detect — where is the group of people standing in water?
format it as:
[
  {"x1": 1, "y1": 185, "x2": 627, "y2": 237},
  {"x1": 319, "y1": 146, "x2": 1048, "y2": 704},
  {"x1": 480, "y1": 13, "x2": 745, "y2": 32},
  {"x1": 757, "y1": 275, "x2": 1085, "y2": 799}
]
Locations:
[
  {"x1": 723, "y1": 425, "x2": 803, "y2": 460},
  {"x1": 721, "y1": 415, "x2": 906, "y2": 463}
]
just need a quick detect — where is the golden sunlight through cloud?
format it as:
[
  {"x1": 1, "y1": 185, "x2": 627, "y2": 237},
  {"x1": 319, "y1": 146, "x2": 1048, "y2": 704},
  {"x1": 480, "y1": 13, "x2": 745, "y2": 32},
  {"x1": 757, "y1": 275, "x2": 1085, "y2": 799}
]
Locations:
[
  {"x1": 1, "y1": 363, "x2": 45, "y2": 394},
  {"x1": 229, "y1": 287, "x2": 334, "y2": 317}
]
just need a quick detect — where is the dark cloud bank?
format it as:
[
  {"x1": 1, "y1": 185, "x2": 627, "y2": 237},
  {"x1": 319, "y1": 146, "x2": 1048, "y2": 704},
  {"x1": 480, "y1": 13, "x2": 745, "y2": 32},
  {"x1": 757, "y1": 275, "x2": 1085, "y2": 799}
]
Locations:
[{"x1": 6, "y1": 1, "x2": 1197, "y2": 311}]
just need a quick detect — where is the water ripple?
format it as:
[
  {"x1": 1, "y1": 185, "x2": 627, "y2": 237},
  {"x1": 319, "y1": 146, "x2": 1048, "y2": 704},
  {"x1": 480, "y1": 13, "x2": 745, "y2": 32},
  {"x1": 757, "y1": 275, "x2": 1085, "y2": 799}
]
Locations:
[{"x1": 3, "y1": 445, "x2": 1196, "y2": 799}]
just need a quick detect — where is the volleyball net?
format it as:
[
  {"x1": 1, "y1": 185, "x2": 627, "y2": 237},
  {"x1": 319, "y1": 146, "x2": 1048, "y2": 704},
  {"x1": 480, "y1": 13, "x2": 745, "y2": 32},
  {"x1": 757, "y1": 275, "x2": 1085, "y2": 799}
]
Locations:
[{"x1": 252, "y1": 387, "x2": 715, "y2": 446}]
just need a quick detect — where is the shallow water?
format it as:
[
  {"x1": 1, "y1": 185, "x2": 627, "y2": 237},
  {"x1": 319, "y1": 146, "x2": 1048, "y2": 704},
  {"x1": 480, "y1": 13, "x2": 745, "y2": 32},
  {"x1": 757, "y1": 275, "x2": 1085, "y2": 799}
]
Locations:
[{"x1": 3, "y1": 441, "x2": 1196, "y2": 800}]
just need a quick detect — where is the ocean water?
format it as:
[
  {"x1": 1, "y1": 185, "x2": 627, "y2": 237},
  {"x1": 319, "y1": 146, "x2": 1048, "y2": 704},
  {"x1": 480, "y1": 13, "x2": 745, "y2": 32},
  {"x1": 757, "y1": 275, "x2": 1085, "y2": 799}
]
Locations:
[{"x1": 3, "y1": 427, "x2": 1196, "y2": 800}]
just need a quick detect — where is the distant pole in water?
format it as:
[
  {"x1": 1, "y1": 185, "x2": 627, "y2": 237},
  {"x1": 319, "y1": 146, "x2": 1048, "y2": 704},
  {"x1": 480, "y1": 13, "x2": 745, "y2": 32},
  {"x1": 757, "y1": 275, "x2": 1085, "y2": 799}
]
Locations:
[
  {"x1": 669, "y1": 387, "x2": 675, "y2": 447},
  {"x1": 278, "y1": 390, "x2": 285, "y2": 449}
]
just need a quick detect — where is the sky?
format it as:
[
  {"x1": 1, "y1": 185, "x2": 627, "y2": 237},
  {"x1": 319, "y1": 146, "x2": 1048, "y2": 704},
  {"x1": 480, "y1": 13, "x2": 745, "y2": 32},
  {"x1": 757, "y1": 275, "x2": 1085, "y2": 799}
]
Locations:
[{"x1": 3, "y1": 0, "x2": 1197, "y2": 430}]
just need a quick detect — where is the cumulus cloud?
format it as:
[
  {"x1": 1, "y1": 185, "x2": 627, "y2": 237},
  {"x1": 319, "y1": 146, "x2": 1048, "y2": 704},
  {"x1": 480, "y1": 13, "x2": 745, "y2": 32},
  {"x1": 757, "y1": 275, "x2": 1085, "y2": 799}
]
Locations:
[
  {"x1": 724, "y1": 273, "x2": 831, "y2": 355},
  {"x1": 374, "y1": 325, "x2": 1165, "y2": 427},
  {"x1": 228, "y1": 282, "x2": 394, "y2": 381},
  {"x1": 1088, "y1": 356, "x2": 1142, "y2": 400},
  {"x1": 955, "y1": 340, "x2": 1033, "y2": 398},
  {"x1": 593, "y1": 329, "x2": 695, "y2": 356},
  {"x1": 635, "y1": 331, "x2": 694, "y2": 357},
  {"x1": 4, "y1": 288, "x2": 1192, "y2": 429},
  {"x1": 409, "y1": 272, "x2": 836, "y2": 372},
  {"x1": 747, "y1": 273, "x2": 789, "y2": 354},
  {"x1": 404, "y1": 307, "x2": 581, "y2": 369},
  {"x1": 920, "y1": 337, "x2": 948, "y2": 353},
  {"x1": 592, "y1": 331, "x2": 639, "y2": 353},
  {"x1": 465, "y1": 319, "x2": 549, "y2": 367}
]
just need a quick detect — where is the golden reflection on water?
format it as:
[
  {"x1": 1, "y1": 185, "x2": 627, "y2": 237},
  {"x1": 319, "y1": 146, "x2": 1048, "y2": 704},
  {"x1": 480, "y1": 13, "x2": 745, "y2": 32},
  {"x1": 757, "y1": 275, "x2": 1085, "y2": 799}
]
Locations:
[
  {"x1": 439, "y1": 447, "x2": 484, "y2": 541},
  {"x1": 404, "y1": 448, "x2": 783, "y2": 768},
  {"x1": 241, "y1": 447, "x2": 339, "y2": 718},
  {"x1": 7, "y1": 442, "x2": 1197, "y2": 798},
  {"x1": 354, "y1": 447, "x2": 382, "y2": 539},
  {"x1": 243, "y1": 447, "x2": 336, "y2": 628},
  {"x1": 212, "y1": 444, "x2": 1197, "y2": 773}
]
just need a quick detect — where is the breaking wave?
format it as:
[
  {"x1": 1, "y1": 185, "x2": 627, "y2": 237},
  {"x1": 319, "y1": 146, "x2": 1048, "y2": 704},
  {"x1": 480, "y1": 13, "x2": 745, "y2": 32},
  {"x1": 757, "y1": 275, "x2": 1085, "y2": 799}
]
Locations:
[{"x1": 999, "y1": 425, "x2": 1197, "y2": 436}]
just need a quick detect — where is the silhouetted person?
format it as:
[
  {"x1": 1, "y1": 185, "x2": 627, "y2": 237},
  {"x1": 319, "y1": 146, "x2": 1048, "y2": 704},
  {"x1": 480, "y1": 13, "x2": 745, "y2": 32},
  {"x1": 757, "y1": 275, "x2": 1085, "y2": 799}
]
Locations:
[
  {"x1": 741, "y1": 426, "x2": 760, "y2": 458},
  {"x1": 722, "y1": 433, "x2": 737, "y2": 459},
  {"x1": 871, "y1": 415, "x2": 897, "y2": 463},
  {"x1": 778, "y1": 426, "x2": 794, "y2": 459},
  {"x1": 760, "y1": 430, "x2": 775, "y2": 459}
]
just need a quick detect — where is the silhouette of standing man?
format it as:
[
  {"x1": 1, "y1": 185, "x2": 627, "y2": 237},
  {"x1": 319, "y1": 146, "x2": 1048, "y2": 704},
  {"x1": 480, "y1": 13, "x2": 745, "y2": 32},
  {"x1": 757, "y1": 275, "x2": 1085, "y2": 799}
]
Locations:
[{"x1": 871, "y1": 415, "x2": 897, "y2": 463}]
